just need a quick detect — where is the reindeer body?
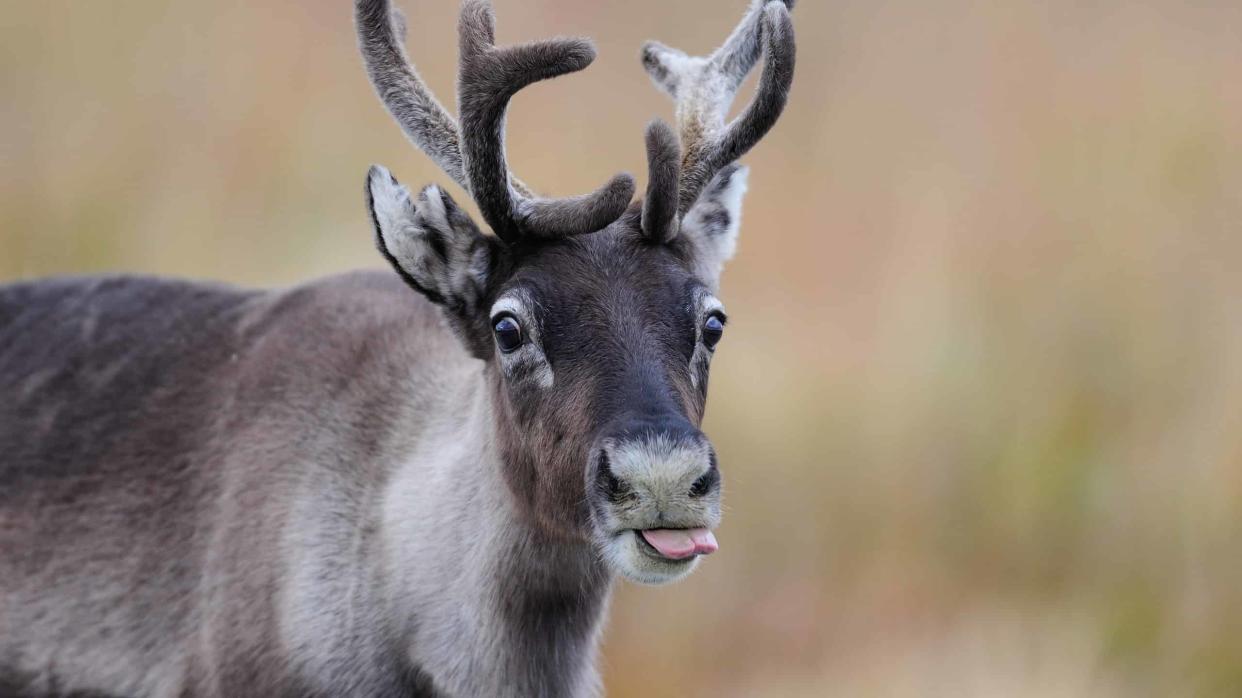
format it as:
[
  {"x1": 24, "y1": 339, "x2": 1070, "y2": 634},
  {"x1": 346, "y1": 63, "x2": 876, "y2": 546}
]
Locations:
[
  {"x1": 0, "y1": 0, "x2": 796, "y2": 695},
  {"x1": 0, "y1": 271, "x2": 607, "y2": 696}
]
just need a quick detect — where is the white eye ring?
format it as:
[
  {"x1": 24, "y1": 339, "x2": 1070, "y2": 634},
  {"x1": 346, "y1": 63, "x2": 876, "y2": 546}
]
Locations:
[{"x1": 489, "y1": 292, "x2": 554, "y2": 388}]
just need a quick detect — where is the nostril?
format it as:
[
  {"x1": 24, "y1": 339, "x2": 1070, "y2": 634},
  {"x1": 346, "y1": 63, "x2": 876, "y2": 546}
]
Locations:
[
  {"x1": 597, "y1": 451, "x2": 629, "y2": 501},
  {"x1": 688, "y1": 465, "x2": 719, "y2": 498}
]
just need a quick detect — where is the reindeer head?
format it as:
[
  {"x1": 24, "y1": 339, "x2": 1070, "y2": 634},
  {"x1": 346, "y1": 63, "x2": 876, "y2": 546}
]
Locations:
[{"x1": 357, "y1": 0, "x2": 795, "y2": 585}]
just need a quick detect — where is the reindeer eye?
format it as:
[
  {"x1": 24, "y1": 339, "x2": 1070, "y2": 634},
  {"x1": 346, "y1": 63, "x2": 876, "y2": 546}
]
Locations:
[
  {"x1": 493, "y1": 316, "x2": 523, "y2": 353},
  {"x1": 702, "y1": 314, "x2": 725, "y2": 350}
]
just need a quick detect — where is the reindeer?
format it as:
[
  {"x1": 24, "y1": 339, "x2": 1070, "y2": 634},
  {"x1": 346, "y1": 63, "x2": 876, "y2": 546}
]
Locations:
[{"x1": 0, "y1": 0, "x2": 796, "y2": 695}]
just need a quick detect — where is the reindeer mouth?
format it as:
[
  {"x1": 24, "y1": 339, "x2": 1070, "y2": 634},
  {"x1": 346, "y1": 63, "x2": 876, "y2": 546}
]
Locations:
[{"x1": 634, "y1": 528, "x2": 719, "y2": 561}]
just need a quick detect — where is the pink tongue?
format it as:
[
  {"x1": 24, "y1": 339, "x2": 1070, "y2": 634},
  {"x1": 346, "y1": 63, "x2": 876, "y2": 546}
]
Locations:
[{"x1": 640, "y1": 528, "x2": 719, "y2": 560}]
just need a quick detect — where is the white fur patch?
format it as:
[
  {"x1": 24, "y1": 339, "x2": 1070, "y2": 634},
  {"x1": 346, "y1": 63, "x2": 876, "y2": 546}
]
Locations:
[
  {"x1": 690, "y1": 293, "x2": 725, "y2": 389},
  {"x1": 682, "y1": 166, "x2": 749, "y2": 285},
  {"x1": 418, "y1": 183, "x2": 448, "y2": 229},
  {"x1": 368, "y1": 166, "x2": 415, "y2": 248},
  {"x1": 368, "y1": 166, "x2": 431, "y2": 285},
  {"x1": 489, "y1": 293, "x2": 554, "y2": 389},
  {"x1": 713, "y1": 165, "x2": 748, "y2": 257},
  {"x1": 368, "y1": 167, "x2": 490, "y2": 309},
  {"x1": 488, "y1": 296, "x2": 528, "y2": 323},
  {"x1": 700, "y1": 294, "x2": 725, "y2": 320},
  {"x1": 608, "y1": 434, "x2": 711, "y2": 500}
]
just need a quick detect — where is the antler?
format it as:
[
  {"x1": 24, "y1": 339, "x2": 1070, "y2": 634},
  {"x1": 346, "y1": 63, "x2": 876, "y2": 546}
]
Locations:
[
  {"x1": 356, "y1": 0, "x2": 635, "y2": 243},
  {"x1": 640, "y1": 0, "x2": 796, "y2": 242}
]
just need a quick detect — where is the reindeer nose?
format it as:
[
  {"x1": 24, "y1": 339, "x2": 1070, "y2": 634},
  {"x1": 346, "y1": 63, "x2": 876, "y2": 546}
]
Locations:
[{"x1": 595, "y1": 418, "x2": 719, "y2": 502}]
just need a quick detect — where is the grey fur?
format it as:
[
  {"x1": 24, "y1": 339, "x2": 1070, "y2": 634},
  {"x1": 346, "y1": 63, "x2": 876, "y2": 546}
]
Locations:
[
  {"x1": 0, "y1": 2, "x2": 798, "y2": 695},
  {"x1": 0, "y1": 207, "x2": 750, "y2": 697},
  {"x1": 367, "y1": 165, "x2": 502, "y2": 358},
  {"x1": 357, "y1": 0, "x2": 635, "y2": 243},
  {"x1": 0, "y1": 273, "x2": 611, "y2": 696},
  {"x1": 640, "y1": 0, "x2": 796, "y2": 219}
]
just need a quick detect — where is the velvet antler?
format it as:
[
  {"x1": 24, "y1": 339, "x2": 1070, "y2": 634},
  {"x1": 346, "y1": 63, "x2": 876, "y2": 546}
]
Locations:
[
  {"x1": 356, "y1": 0, "x2": 635, "y2": 243},
  {"x1": 639, "y1": 0, "x2": 796, "y2": 242}
]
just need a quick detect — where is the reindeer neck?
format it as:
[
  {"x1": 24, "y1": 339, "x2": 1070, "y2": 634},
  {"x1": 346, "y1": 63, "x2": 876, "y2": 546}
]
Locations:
[{"x1": 379, "y1": 364, "x2": 613, "y2": 697}]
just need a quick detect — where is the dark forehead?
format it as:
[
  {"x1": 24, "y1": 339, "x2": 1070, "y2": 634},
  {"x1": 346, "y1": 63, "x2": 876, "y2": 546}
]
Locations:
[{"x1": 502, "y1": 225, "x2": 701, "y2": 310}]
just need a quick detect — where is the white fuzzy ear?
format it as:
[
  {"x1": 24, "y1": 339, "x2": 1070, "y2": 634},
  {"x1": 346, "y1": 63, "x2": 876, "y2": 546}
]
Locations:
[
  {"x1": 365, "y1": 165, "x2": 494, "y2": 313},
  {"x1": 681, "y1": 164, "x2": 749, "y2": 285}
]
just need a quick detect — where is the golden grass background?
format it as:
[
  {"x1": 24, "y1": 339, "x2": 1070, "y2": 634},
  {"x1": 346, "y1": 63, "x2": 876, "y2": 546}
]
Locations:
[{"x1": 3, "y1": 1, "x2": 1241, "y2": 695}]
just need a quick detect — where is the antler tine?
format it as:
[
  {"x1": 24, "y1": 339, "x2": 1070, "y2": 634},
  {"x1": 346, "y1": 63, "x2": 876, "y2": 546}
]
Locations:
[
  {"x1": 357, "y1": 0, "x2": 635, "y2": 244},
  {"x1": 356, "y1": 0, "x2": 468, "y2": 191},
  {"x1": 457, "y1": 0, "x2": 635, "y2": 242},
  {"x1": 641, "y1": 0, "x2": 796, "y2": 221},
  {"x1": 641, "y1": 119, "x2": 681, "y2": 243}
]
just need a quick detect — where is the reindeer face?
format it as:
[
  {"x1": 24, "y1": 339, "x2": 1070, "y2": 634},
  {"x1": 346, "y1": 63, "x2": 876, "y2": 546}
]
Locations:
[
  {"x1": 358, "y1": 0, "x2": 794, "y2": 584},
  {"x1": 367, "y1": 163, "x2": 749, "y2": 584},
  {"x1": 487, "y1": 225, "x2": 728, "y2": 584}
]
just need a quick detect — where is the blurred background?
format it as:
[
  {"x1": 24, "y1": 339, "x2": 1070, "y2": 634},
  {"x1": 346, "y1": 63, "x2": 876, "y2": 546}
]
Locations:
[{"x1": 3, "y1": 0, "x2": 1241, "y2": 695}]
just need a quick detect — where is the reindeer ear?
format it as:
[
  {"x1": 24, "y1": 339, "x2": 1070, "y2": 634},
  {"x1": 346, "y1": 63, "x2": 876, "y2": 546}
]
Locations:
[
  {"x1": 365, "y1": 165, "x2": 500, "y2": 356},
  {"x1": 680, "y1": 164, "x2": 749, "y2": 285}
]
